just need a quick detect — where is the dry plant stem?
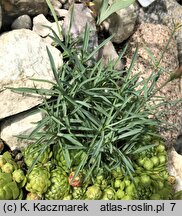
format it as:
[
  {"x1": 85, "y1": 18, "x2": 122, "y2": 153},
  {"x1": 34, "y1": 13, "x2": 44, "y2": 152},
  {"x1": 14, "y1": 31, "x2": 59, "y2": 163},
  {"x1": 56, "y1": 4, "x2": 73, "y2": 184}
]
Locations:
[
  {"x1": 146, "y1": 24, "x2": 182, "y2": 101},
  {"x1": 151, "y1": 66, "x2": 182, "y2": 99}
]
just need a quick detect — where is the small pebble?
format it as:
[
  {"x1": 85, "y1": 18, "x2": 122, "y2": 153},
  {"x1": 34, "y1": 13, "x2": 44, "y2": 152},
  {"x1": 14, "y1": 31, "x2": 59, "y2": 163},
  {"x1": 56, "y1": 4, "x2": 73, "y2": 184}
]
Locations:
[
  {"x1": 11, "y1": 15, "x2": 32, "y2": 30},
  {"x1": 60, "y1": 0, "x2": 67, "y2": 4}
]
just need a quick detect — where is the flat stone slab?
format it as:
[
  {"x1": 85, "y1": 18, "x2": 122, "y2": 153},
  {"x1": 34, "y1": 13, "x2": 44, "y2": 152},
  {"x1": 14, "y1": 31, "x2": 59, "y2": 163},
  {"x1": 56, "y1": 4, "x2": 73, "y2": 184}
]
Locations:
[{"x1": 0, "y1": 29, "x2": 63, "y2": 120}]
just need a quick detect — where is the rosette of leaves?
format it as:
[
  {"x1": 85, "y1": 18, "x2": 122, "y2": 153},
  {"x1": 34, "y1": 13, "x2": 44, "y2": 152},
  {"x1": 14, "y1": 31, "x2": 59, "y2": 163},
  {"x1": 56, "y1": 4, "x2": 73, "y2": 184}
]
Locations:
[
  {"x1": 0, "y1": 152, "x2": 19, "y2": 171},
  {"x1": 52, "y1": 144, "x2": 86, "y2": 172},
  {"x1": 26, "y1": 192, "x2": 42, "y2": 200},
  {"x1": 72, "y1": 187, "x2": 85, "y2": 200},
  {"x1": 9, "y1": 3, "x2": 182, "y2": 194},
  {"x1": 12, "y1": 169, "x2": 27, "y2": 188},
  {"x1": 52, "y1": 144, "x2": 67, "y2": 171},
  {"x1": 85, "y1": 185, "x2": 102, "y2": 200},
  {"x1": 0, "y1": 164, "x2": 26, "y2": 199},
  {"x1": 102, "y1": 187, "x2": 116, "y2": 200},
  {"x1": 0, "y1": 151, "x2": 27, "y2": 200},
  {"x1": 22, "y1": 142, "x2": 52, "y2": 168},
  {"x1": 45, "y1": 167, "x2": 70, "y2": 200},
  {"x1": 25, "y1": 164, "x2": 51, "y2": 197},
  {"x1": 0, "y1": 173, "x2": 20, "y2": 200}
]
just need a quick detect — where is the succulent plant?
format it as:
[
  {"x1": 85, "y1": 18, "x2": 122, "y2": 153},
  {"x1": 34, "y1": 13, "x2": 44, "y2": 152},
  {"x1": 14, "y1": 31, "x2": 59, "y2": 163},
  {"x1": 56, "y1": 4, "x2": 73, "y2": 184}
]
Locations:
[
  {"x1": 63, "y1": 194, "x2": 73, "y2": 200},
  {"x1": 25, "y1": 165, "x2": 51, "y2": 196},
  {"x1": 95, "y1": 173, "x2": 108, "y2": 190},
  {"x1": 85, "y1": 185, "x2": 102, "y2": 200},
  {"x1": 10, "y1": 6, "x2": 179, "y2": 200},
  {"x1": 68, "y1": 171, "x2": 83, "y2": 187},
  {"x1": 12, "y1": 169, "x2": 26, "y2": 184},
  {"x1": 45, "y1": 167, "x2": 70, "y2": 200},
  {"x1": 52, "y1": 145, "x2": 69, "y2": 172},
  {"x1": 0, "y1": 178, "x2": 20, "y2": 200},
  {"x1": 102, "y1": 187, "x2": 116, "y2": 200},
  {"x1": 26, "y1": 192, "x2": 42, "y2": 200},
  {"x1": 150, "y1": 156, "x2": 159, "y2": 167},
  {"x1": 150, "y1": 193, "x2": 161, "y2": 200},
  {"x1": 72, "y1": 187, "x2": 85, "y2": 199},
  {"x1": 22, "y1": 143, "x2": 52, "y2": 168},
  {"x1": 0, "y1": 157, "x2": 6, "y2": 168},
  {"x1": 116, "y1": 189, "x2": 125, "y2": 199},
  {"x1": 140, "y1": 175, "x2": 151, "y2": 187},
  {"x1": 1, "y1": 163, "x2": 14, "y2": 174},
  {"x1": 111, "y1": 167, "x2": 124, "y2": 179}
]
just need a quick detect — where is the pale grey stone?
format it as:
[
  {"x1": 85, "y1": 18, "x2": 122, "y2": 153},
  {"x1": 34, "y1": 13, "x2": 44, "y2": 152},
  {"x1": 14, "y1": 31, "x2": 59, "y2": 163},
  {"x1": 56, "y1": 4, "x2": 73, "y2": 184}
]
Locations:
[
  {"x1": 0, "y1": 29, "x2": 63, "y2": 120},
  {"x1": 50, "y1": 0, "x2": 63, "y2": 17},
  {"x1": 54, "y1": 9, "x2": 69, "y2": 18},
  {"x1": 0, "y1": 110, "x2": 43, "y2": 150},
  {"x1": 51, "y1": 0, "x2": 62, "y2": 8},
  {"x1": 60, "y1": 0, "x2": 67, "y2": 4},
  {"x1": 63, "y1": 4, "x2": 98, "y2": 54},
  {"x1": 43, "y1": 21, "x2": 64, "y2": 45},
  {"x1": 107, "y1": 2, "x2": 138, "y2": 43},
  {"x1": 11, "y1": 15, "x2": 32, "y2": 30},
  {"x1": 33, "y1": 14, "x2": 52, "y2": 37},
  {"x1": 48, "y1": 0, "x2": 68, "y2": 17},
  {"x1": 168, "y1": 148, "x2": 182, "y2": 192},
  {"x1": 98, "y1": 41, "x2": 124, "y2": 70},
  {"x1": 33, "y1": 14, "x2": 63, "y2": 44}
]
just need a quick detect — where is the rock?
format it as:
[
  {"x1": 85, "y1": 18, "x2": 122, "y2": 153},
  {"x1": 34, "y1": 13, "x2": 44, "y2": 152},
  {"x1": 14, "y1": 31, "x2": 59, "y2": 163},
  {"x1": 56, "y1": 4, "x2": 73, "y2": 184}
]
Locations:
[
  {"x1": 0, "y1": 29, "x2": 63, "y2": 120},
  {"x1": 43, "y1": 21, "x2": 64, "y2": 44},
  {"x1": 0, "y1": 5, "x2": 2, "y2": 31},
  {"x1": 125, "y1": 23, "x2": 181, "y2": 144},
  {"x1": 63, "y1": 4, "x2": 98, "y2": 55},
  {"x1": 51, "y1": 0, "x2": 62, "y2": 8},
  {"x1": 137, "y1": 0, "x2": 156, "y2": 7},
  {"x1": 168, "y1": 148, "x2": 182, "y2": 192},
  {"x1": 33, "y1": 14, "x2": 52, "y2": 37},
  {"x1": 63, "y1": 2, "x2": 70, "y2": 10},
  {"x1": 105, "y1": 2, "x2": 138, "y2": 44},
  {"x1": 33, "y1": 14, "x2": 63, "y2": 44},
  {"x1": 54, "y1": 9, "x2": 69, "y2": 18},
  {"x1": 11, "y1": 15, "x2": 32, "y2": 30},
  {"x1": 137, "y1": 0, "x2": 173, "y2": 24},
  {"x1": 98, "y1": 41, "x2": 124, "y2": 70},
  {"x1": 61, "y1": 0, "x2": 68, "y2": 4},
  {"x1": 0, "y1": 110, "x2": 43, "y2": 150},
  {"x1": 63, "y1": 3, "x2": 96, "y2": 39},
  {"x1": 50, "y1": 0, "x2": 63, "y2": 17},
  {"x1": 0, "y1": 0, "x2": 48, "y2": 28}
]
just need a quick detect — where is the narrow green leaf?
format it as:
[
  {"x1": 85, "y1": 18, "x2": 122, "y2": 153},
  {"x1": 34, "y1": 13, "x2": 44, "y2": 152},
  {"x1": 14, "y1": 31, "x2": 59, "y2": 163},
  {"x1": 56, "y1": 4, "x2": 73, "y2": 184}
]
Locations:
[
  {"x1": 132, "y1": 144, "x2": 157, "y2": 154},
  {"x1": 97, "y1": 0, "x2": 135, "y2": 24},
  {"x1": 45, "y1": 0, "x2": 62, "y2": 38},
  {"x1": 57, "y1": 133, "x2": 83, "y2": 146},
  {"x1": 114, "y1": 129, "x2": 142, "y2": 141},
  {"x1": 86, "y1": 35, "x2": 114, "y2": 61}
]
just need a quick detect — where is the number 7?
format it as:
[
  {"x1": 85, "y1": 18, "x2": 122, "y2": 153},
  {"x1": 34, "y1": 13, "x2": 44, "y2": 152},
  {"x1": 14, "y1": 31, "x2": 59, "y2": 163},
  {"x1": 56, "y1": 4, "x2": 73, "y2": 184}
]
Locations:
[{"x1": 170, "y1": 203, "x2": 176, "y2": 211}]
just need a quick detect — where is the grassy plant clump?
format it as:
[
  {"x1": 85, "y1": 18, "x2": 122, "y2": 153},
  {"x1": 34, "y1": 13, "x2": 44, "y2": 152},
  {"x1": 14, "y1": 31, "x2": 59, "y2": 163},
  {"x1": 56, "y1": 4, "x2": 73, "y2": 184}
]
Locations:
[
  {"x1": 10, "y1": 21, "x2": 181, "y2": 183},
  {"x1": 3, "y1": 0, "x2": 182, "y2": 199}
]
